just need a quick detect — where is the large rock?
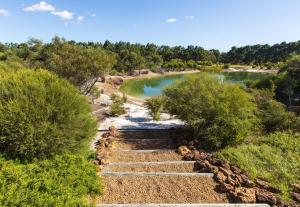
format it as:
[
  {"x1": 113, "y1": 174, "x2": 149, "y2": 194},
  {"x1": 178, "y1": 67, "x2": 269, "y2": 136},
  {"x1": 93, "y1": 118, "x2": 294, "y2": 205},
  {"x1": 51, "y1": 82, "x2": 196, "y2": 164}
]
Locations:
[
  {"x1": 292, "y1": 183, "x2": 300, "y2": 193},
  {"x1": 255, "y1": 189, "x2": 277, "y2": 205},
  {"x1": 214, "y1": 171, "x2": 227, "y2": 183},
  {"x1": 255, "y1": 178, "x2": 281, "y2": 193},
  {"x1": 177, "y1": 146, "x2": 191, "y2": 156},
  {"x1": 290, "y1": 192, "x2": 300, "y2": 203},
  {"x1": 230, "y1": 187, "x2": 256, "y2": 203}
]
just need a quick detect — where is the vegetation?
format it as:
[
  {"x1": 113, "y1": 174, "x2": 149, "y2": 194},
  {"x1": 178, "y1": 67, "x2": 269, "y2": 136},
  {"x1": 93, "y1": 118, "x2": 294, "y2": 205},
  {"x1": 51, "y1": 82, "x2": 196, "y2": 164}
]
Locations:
[
  {"x1": 0, "y1": 69, "x2": 97, "y2": 161},
  {"x1": 110, "y1": 94, "x2": 125, "y2": 116},
  {"x1": 0, "y1": 154, "x2": 102, "y2": 206},
  {"x1": 144, "y1": 96, "x2": 166, "y2": 121},
  {"x1": 216, "y1": 132, "x2": 300, "y2": 200},
  {"x1": 163, "y1": 75, "x2": 257, "y2": 149}
]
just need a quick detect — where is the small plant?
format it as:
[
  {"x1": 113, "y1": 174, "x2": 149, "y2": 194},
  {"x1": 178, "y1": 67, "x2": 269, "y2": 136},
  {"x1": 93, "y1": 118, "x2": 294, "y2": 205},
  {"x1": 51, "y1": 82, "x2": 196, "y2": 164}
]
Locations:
[
  {"x1": 145, "y1": 96, "x2": 166, "y2": 121},
  {"x1": 223, "y1": 63, "x2": 230, "y2": 69},
  {"x1": 110, "y1": 93, "x2": 125, "y2": 116},
  {"x1": 90, "y1": 86, "x2": 101, "y2": 104},
  {"x1": 122, "y1": 93, "x2": 128, "y2": 102}
]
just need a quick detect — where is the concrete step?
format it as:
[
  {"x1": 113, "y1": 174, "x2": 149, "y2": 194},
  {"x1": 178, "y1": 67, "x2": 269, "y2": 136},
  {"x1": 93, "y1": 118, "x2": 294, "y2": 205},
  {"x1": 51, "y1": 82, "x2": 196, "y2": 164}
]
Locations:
[
  {"x1": 112, "y1": 139, "x2": 175, "y2": 150},
  {"x1": 98, "y1": 204, "x2": 270, "y2": 207}
]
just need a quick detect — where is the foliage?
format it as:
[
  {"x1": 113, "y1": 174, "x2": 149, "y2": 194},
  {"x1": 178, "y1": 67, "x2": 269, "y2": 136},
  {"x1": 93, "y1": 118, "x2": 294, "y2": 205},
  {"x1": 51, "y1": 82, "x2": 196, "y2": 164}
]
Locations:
[
  {"x1": 0, "y1": 154, "x2": 102, "y2": 207},
  {"x1": 216, "y1": 132, "x2": 300, "y2": 200},
  {"x1": 110, "y1": 94, "x2": 125, "y2": 116},
  {"x1": 0, "y1": 69, "x2": 97, "y2": 161},
  {"x1": 144, "y1": 96, "x2": 166, "y2": 121},
  {"x1": 90, "y1": 86, "x2": 101, "y2": 104},
  {"x1": 163, "y1": 75, "x2": 257, "y2": 149},
  {"x1": 40, "y1": 37, "x2": 116, "y2": 94}
]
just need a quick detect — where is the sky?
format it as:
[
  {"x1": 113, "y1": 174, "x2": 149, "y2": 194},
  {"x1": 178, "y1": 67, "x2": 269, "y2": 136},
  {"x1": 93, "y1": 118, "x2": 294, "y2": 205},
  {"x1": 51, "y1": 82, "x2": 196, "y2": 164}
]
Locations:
[{"x1": 0, "y1": 0, "x2": 300, "y2": 51}]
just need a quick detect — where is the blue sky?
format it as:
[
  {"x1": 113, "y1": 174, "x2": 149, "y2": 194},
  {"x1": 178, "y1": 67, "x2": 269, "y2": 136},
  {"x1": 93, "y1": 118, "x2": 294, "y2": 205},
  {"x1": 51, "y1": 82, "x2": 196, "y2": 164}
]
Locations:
[{"x1": 0, "y1": 0, "x2": 300, "y2": 51}]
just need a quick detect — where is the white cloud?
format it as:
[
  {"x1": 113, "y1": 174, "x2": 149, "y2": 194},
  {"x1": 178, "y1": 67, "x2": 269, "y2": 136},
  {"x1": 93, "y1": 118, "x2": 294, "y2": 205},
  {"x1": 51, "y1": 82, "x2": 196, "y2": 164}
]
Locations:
[
  {"x1": 24, "y1": 1, "x2": 55, "y2": 12},
  {"x1": 51, "y1": 10, "x2": 73, "y2": 20},
  {"x1": 186, "y1": 15, "x2": 195, "y2": 20},
  {"x1": 91, "y1": 13, "x2": 96, "y2": 17},
  {"x1": 166, "y1": 18, "x2": 177, "y2": 23},
  {"x1": 0, "y1": 9, "x2": 9, "y2": 16},
  {"x1": 77, "y1": 15, "x2": 85, "y2": 22}
]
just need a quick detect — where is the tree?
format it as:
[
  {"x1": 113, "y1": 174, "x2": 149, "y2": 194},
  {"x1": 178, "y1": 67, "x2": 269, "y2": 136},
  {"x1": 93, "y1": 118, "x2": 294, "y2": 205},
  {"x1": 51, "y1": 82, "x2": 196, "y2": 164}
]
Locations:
[
  {"x1": 41, "y1": 37, "x2": 116, "y2": 94},
  {"x1": 0, "y1": 69, "x2": 97, "y2": 160},
  {"x1": 163, "y1": 75, "x2": 257, "y2": 149}
]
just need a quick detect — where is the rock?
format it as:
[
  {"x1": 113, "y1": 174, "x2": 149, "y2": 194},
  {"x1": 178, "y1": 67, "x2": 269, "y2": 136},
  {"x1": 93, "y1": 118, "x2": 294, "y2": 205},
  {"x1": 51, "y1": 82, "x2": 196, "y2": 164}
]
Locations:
[
  {"x1": 255, "y1": 178, "x2": 281, "y2": 193},
  {"x1": 231, "y1": 187, "x2": 256, "y2": 203},
  {"x1": 214, "y1": 171, "x2": 227, "y2": 183},
  {"x1": 183, "y1": 152, "x2": 194, "y2": 161},
  {"x1": 216, "y1": 159, "x2": 231, "y2": 169},
  {"x1": 216, "y1": 182, "x2": 234, "y2": 193},
  {"x1": 290, "y1": 192, "x2": 300, "y2": 203},
  {"x1": 204, "y1": 160, "x2": 218, "y2": 173},
  {"x1": 124, "y1": 192, "x2": 129, "y2": 196},
  {"x1": 226, "y1": 176, "x2": 238, "y2": 186},
  {"x1": 255, "y1": 189, "x2": 277, "y2": 205},
  {"x1": 108, "y1": 126, "x2": 120, "y2": 137},
  {"x1": 177, "y1": 146, "x2": 191, "y2": 156},
  {"x1": 231, "y1": 165, "x2": 242, "y2": 174},
  {"x1": 194, "y1": 161, "x2": 207, "y2": 171},
  {"x1": 292, "y1": 183, "x2": 300, "y2": 193},
  {"x1": 219, "y1": 167, "x2": 232, "y2": 177}
]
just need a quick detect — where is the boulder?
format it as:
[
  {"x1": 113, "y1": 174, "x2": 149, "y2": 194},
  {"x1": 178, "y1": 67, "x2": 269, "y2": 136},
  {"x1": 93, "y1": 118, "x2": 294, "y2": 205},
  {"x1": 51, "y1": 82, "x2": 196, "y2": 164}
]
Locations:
[
  {"x1": 230, "y1": 187, "x2": 256, "y2": 203},
  {"x1": 231, "y1": 165, "x2": 242, "y2": 174},
  {"x1": 255, "y1": 189, "x2": 277, "y2": 205},
  {"x1": 219, "y1": 167, "x2": 233, "y2": 177},
  {"x1": 292, "y1": 183, "x2": 300, "y2": 193},
  {"x1": 216, "y1": 182, "x2": 234, "y2": 193},
  {"x1": 255, "y1": 178, "x2": 281, "y2": 193},
  {"x1": 214, "y1": 171, "x2": 227, "y2": 183},
  {"x1": 183, "y1": 152, "x2": 194, "y2": 161},
  {"x1": 177, "y1": 146, "x2": 191, "y2": 156},
  {"x1": 290, "y1": 192, "x2": 300, "y2": 203}
]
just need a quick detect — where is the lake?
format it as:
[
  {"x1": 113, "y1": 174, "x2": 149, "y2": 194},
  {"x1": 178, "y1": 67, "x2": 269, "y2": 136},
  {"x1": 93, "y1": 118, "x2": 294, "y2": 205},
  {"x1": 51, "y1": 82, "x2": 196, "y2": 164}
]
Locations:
[{"x1": 120, "y1": 72, "x2": 271, "y2": 98}]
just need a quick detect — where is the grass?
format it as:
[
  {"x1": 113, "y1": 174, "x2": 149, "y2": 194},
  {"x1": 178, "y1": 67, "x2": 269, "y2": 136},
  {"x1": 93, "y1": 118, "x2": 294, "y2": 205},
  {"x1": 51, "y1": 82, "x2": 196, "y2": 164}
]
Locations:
[{"x1": 216, "y1": 132, "x2": 300, "y2": 200}]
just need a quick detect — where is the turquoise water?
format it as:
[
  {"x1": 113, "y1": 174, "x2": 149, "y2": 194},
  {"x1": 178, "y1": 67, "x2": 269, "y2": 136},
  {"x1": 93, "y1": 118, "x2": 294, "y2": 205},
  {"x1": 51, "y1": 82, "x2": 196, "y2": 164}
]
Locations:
[{"x1": 120, "y1": 72, "x2": 270, "y2": 98}]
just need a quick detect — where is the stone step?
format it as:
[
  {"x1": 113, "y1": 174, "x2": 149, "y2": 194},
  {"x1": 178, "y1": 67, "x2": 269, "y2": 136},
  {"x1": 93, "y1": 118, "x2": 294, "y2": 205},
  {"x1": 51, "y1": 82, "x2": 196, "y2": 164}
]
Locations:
[
  {"x1": 103, "y1": 161, "x2": 198, "y2": 173},
  {"x1": 102, "y1": 172, "x2": 213, "y2": 176},
  {"x1": 98, "y1": 204, "x2": 270, "y2": 207}
]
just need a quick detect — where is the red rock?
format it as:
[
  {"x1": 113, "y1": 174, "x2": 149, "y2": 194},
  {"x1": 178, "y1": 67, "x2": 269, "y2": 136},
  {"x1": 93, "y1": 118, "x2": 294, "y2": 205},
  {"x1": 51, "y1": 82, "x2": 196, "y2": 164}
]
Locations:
[
  {"x1": 219, "y1": 167, "x2": 233, "y2": 177},
  {"x1": 177, "y1": 146, "x2": 191, "y2": 156},
  {"x1": 255, "y1": 178, "x2": 281, "y2": 193},
  {"x1": 290, "y1": 192, "x2": 300, "y2": 203},
  {"x1": 230, "y1": 187, "x2": 256, "y2": 203},
  {"x1": 292, "y1": 183, "x2": 300, "y2": 193},
  {"x1": 231, "y1": 165, "x2": 242, "y2": 174},
  {"x1": 214, "y1": 171, "x2": 227, "y2": 183},
  {"x1": 255, "y1": 189, "x2": 277, "y2": 205},
  {"x1": 216, "y1": 182, "x2": 234, "y2": 193},
  {"x1": 183, "y1": 152, "x2": 194, "y2": 161}
]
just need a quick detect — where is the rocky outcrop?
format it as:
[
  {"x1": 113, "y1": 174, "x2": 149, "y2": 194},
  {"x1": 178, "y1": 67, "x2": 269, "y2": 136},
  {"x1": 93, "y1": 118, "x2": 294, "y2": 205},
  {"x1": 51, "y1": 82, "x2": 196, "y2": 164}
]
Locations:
[{"x1": 176, "y1": 141, "x2": 298, "y2": 206}]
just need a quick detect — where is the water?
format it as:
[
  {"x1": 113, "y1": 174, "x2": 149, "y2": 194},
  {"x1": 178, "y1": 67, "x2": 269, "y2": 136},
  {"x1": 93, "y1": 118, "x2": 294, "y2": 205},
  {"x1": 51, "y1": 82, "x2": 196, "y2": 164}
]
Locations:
[{"x1": 120, "y1": 72, "x2": 270, "y2": 98}]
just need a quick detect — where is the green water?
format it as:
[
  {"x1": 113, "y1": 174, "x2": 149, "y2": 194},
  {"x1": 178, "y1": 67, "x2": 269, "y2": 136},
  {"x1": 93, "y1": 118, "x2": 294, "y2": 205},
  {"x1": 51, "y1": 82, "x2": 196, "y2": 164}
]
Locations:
[{"x1": 120, "y1": 72, "x2": 270, "y2": 98}]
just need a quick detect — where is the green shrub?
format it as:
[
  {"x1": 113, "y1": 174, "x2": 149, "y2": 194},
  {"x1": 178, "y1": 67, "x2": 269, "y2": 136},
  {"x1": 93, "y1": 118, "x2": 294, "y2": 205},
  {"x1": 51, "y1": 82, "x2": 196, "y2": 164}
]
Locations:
[
  {"x1": 110, "y1": 94, "x2": 125, "y2": 116},
  {"x1": 223, "y1": 63, "x2": 230, "y2": 69},
  {"x1": 216, "y1": 132, "x2": 300, "y2": 200},
  {"x1": 163, "y1": 75, "x2": 257, "y2": 149},
  {"x1": 0, "y1": 69, "x2": 97, "y2": 161},
  {"x1": 144, "y1": 96, "x2": 166, "y2": 121},
  {"x1": 0, "y1": 154, "x2": 102, "y2": 206}
]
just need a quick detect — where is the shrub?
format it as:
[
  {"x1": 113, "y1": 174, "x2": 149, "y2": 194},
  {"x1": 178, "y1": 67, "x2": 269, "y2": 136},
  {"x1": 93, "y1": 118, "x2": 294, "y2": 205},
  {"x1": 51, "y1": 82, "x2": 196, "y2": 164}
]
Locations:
[
  {"x1": 0, "y1": 69, "x2": 97, "y2": 161},
  {"x1": 144, "y1": 96, "x2": 165, "y2": 121},
  {"x1": 110, "y1": 94, "x2": 125, "y2": 116},
  {"x1": 223, "y1": 63, "x2": 230, "y2": 69},
  {"x1": 163, "y1": 75, "x2": 257, "y2": 149},
  {"x1": 0, "y1": 154, "x2": 102, "y2": 206},
  {"x1": 216, "y1": 132, "x2": 300, "y2": 200}
]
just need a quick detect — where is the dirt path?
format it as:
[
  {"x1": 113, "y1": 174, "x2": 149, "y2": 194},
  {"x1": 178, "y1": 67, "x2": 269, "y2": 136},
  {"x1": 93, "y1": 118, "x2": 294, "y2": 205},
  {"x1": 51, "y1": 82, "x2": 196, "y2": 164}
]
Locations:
[{"x1": 95, "y1": 130, "x2": 229, "y2": 205}]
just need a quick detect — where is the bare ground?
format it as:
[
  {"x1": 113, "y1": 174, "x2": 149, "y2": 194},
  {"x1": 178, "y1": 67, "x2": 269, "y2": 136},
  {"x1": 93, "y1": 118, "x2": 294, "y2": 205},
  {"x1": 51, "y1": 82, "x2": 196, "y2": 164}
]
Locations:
[
  {"x1": 113, "y1": 139, "x2": 175, "y2": 150},
  {"x1": 97, "y1": 176, "x2": 228, "y2": 204}
]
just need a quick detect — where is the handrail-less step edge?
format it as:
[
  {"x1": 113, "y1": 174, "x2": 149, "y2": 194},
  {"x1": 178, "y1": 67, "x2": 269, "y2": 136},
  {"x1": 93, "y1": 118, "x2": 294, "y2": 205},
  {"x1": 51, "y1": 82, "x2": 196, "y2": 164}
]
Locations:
[
  {"x1": 104, "y1": 161, "x2": 197, "y2": 166},
  {"x1": 113, "y1": 149, "x2": 176, "y2": 152},
  {"x1": 102, "y1": 172, "x2": 213, "y2": 176},
  {"x1": 97, "y1": 204, "x2": 270, "y2": 207}
]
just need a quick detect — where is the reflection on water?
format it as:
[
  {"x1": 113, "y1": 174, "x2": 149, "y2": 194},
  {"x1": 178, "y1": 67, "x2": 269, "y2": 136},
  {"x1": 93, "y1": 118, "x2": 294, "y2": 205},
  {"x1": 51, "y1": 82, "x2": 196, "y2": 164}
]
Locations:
[{"x1": 120, "y1": 72, "x2": 270, "y2": 98}]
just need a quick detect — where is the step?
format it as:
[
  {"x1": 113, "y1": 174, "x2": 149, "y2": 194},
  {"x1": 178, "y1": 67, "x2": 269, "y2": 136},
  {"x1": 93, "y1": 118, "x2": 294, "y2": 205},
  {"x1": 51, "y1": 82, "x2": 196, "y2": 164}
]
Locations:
[
  {"x1": 102, "y1": 172, "x2": 213, "y2": 176},
  {"x1": 103, "y1": 161, "x2": 198, "y2": 173},
  {"x1": 119, "y1": 130, "x2": 175, "y2": 140},
  {"x1": 112, "y1": 139, "x2": 175, "y2": 150},
  {"x1": 96, "y1": 176, "x2": 228, "y2": 204},
  {"x1": 101, "y1": 150, "x2": 182, "y2": 163},
  {"x1": 98, "y1": 204, "x2": 270, "y2": 207}
]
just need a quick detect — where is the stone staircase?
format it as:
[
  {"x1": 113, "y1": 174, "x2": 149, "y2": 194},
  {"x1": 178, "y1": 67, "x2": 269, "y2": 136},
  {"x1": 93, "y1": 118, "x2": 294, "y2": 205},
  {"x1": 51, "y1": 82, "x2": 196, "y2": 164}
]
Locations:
[{"x1": 96, "y1": 130, "x2": 269, "y2": 207}]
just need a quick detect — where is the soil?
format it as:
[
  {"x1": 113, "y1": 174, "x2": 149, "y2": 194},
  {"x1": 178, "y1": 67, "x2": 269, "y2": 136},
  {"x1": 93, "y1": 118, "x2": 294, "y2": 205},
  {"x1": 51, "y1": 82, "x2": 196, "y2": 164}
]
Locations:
[
  {"x1": 97, "y1": 176, "x2": 228, "y2": 204},
  {"x1": 106, "y1": 162, "x2": 197, "y2": 173},
  {"x1": 113, "y1": 139, "x2": 175, "y2": 150}
]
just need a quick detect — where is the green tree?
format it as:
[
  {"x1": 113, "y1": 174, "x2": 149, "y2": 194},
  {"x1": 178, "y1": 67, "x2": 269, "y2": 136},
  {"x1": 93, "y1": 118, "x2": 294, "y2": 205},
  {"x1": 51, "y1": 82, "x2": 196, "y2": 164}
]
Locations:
[
  {"x1": 0, "y1": 69, "x2": 97, "y2": 161},
  {"x1": 164, "y1": 75, "x2": 257, "y2": 149}
]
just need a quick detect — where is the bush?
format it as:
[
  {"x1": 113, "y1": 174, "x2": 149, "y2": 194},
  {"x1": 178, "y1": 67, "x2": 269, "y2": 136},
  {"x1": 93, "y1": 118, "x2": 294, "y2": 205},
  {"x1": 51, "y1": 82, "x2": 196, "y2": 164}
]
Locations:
[
  {"x1": 0, "y1": 69, "x2": 97, "y2": 161},
  {"x1": 223, "y1": 63, "x2": 230, "y2": 69},
  {"x1": 163, "y1": 75, "x2": 257, "y2": 149},
  {"x1": 0, "y1": 154, "x2": 102, "y2": 206},
  {"x1": 216, "y1": 132, "x2": 300, "y2": 200},
  {"x1": 144, "y1": 96, "x2": 165, "y2": 121},
  {"x1": 110, "y1": 94, "x2": 125, "y2": 116}
]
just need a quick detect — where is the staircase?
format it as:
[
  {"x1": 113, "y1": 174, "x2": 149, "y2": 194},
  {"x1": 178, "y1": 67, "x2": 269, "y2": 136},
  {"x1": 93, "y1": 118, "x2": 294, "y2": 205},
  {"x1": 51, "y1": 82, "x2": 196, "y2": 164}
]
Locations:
[{"x1": 96, "y1": 130, "x2": 269, "y2": 207}]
